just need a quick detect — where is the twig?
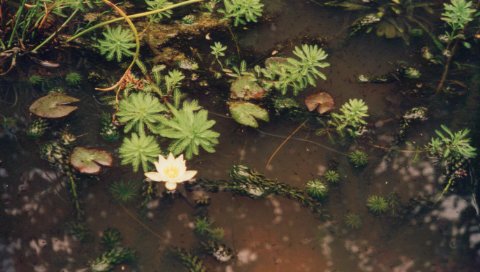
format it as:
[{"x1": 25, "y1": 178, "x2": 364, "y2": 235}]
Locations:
[
  {"x1": 265, "y1": 120, "x2": 307, "y2": 168},
  {"x1": 436, "y1": 40, "x2": 458, "y2": 93}
]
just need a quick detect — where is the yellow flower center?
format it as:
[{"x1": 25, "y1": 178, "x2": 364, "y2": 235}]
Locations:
[{"x1": 163, "y1": 166, "x2": 180, "y2": 179}]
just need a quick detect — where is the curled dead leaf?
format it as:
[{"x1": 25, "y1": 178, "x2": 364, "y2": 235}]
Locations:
[{"x1": 305, "y1": 92, "x2": 334, "y2": 114}]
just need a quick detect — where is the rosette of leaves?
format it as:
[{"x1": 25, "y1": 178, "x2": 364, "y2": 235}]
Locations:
[
  {"x1": 119, "y1": 133, "x2": 161, "y2": 172},
  {"x1": 426, "y1": 125, "x2": 476, "y2": 163},
  {"x1": 116, "y1": 92, "x2": 167, "y2": 134},
  {"x1": 109, "y1": 180, "x2": 141, "y2": 203},
  {"x1": 305, "y1": 179, "x2": 329, "y2": 200},
  {"x1": 229, "y1": 101, "x2": 269, "y2": 128},
  {"x1": 348, "y1": 150, "x2": 368, "y2": 168},
  {"x1": 366, "y1": 195, "x2": 389, "y2": 214},
  {"x1": 222, "y1": 0, "x2": 264, "y2": 26},
  {"x1": 146, "y1": 0, "x2": 173, "y2": 22},
  {"x1": 329, "y1": 99, "x2": 368, "y2": 137},
  {"x1": 154, "y1": 101, "x2": 219, "y2": 159},
  {"x1": 96, "y1": 26, "x2": 136, "y2": 62},
  {"x1": 260, "y1": 45, "x2": 329, "y2": 95}
]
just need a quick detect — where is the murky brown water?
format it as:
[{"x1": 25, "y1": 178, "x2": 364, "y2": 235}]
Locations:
[{"x1": 1, "y1": 0, "x2": 480, "y2": 271}]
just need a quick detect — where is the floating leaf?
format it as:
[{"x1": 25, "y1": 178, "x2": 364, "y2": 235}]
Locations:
[
  {"x1": 29, "y1": 93, "x2": 79, "y2": 118},
  {"x1": 305, "y1": 92, "x2": 334, "y2": 114},
  {"x1": 229, "y1": 102, "x2": 269, "y2": 128},
  {"x1": 230, "y1": 75, "x2": 266, "y2": 100},
  {"x1": 70, "y1": 147, "x2": 113, "y2": 174}
]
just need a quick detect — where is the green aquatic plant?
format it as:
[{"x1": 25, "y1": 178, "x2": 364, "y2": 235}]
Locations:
[
  {"x1": 330, "y1": 99, "x2": 368, "y2": 137},
  {"x1": 325, "y1": 0, "x2": 434, "y2": 41},
  {"x1": 348, "y1": 150, "x2": 368, "y2": 168},
  {"x1": 427, "y1": 125, "x2": 476, "y2": 162},
  {"x1": 109, "y1": 180, "x2": 141, "y2": 203},
  {"x1": 116, "y1": 92, "x2": 167, "y2": 134},
  {"x1": 344, "y1": 213, "x2": 362, "y2": 229},
  {"x1": 194, "y1": 217, "x2": 225, "y2": 241},
  {"x1": 324, "y1": 170, "x2": 340, "y2": 184},
  {"x1": 173, "y1": 248, "x2": 207, "y2": 272},
  {"x1": 367, "y1": 195, "x2": 389, "y2": 214},
  {"x1": 146, "y1": 0, "x2": 174, "y2": 22},
  {"x1": 222, "y1": 0, "x2": 264, "y2": 26},
  {"x1": 100, "y1": 113, "x2": 120, "y2": 142},
  {"x1": 26, "y1": 119, "x2": 48, "y2": 138},
  {"x1": 65, "y1": 72, "x2": 82, "y2": 86},
  {"x1": 155, "y1": 101, "x2": 220, "y2": 159},
  {"x1": 441, "y1": 0, "x2": 476, "y2": 34},
  {"x1": 261, "y1": 44, "x2": 329, "y2": 95},
  {"x1": 90, "y1": 246, "x2": 136, "y2": 272},
  {"x1": 65, "y1": 221, "x2": 92, "y2": 242},
  {"x1": 29, "y1": 75, "x2": 45, "y2": 87},
  {"x1": 96, "y1": 26, "x2": 136, "y2": 62},
  {"x1": 210, "y1": 42, "x2": 227, "y2": 59},
  {"x1": 305, "y1": 179, "x2": 329, "y2": 200},
  {"x1": 101, "y1": 228, "x2": 122, "y2": 250},
  {"x1": 119, "y1": 133, "x2": 161, "y2": 172},
  {"x1": 229, "y1": 101, "x2": 269, "y2": 128}
]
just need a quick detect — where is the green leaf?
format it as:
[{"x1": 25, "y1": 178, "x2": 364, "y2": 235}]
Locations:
[{"x1": 229, "y1": 102, "x2": 269, "y2": 128}]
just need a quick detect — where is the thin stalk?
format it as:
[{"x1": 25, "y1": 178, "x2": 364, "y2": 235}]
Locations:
[
  {"x1": 265, "y1": 120, "x2": 307, "y2": 168},
  {"x1": 31, "y1": 8, "x2": 80, "y2": 53},
  {"x1": 7, "y1": 0, "x2": 26, "y2": 48},
  {"x1": 436, "y1": 40, "x2": 458, "y2": 93},
  {"x1": 66, "y1": 0, "x2": 203, "y2": 42},
  {"x1": 68, "y1": 175, "x2": 82, "y2": 218}
]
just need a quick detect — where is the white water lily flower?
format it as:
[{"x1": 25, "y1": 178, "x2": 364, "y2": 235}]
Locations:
[{"x1": 144, "y1": 153, "x2": 197, "y2": 191}]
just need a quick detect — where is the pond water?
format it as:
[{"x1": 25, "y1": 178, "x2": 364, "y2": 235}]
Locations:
[{"x1": 1, "y1": 0, "x2": 480, "y2": 271}]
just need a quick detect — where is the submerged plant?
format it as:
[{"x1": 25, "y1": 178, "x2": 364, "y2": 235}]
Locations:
[
  {"x1": 330, "y1": 99, "x2": 368, "y2": 137},
  {"x1": 366, "y1": 195, "x2": 389, "y2": 214},
  {"x1": 29, "y1": 75, "x2": 45, "y2": 87},
  {"x1": 101, "y1": 228, "x2": 122, "y2": 250},
  {"x1": 65, "y1": 221, "x2": 92, "y2": 242},
  {"x1": 144, "y1": 153, "x2": 197, "y2": 191},
  {"x1": 109, "y1": 180, "x2": 141, "y2": 203},
  {"x1": 344, "y1": 213, "x2": 362, "y2": 229},
  {"x1": 325, "y1": 0, "x2": 434, "y2": 42},
  {"x1": 100, "y1": 113, "x2": 119, "y2": 142},
  {"x1": 26, "y1": 119, "x2": 48, "y2": 138},
  {"x1": 155, "y1": 101, "x2": 220, "y2": 159},
  {"x1": 96, "y1": 26, "x2": 136, "y2": 62},
  {"x1": 146, "y1": 0, "x2": 173, "y2": 22},
  {"x1": 261, "y1": 44, "x2": 329, "y2": 95},
  {"x1": 90, "y1": 246, "x2": 136, "y2": 272},
  {"x1": 324, "y1": 170, "x2": 341, "y2": 184},
  {"x1": 222, "y1": 0, "x2": 264, "y2": 26},
  {"x1": 427, "y1": 125, "x2": 476, "y2": 162},
  {"x1": 194, "y1": 217, "x2": 225, "y2": 241},
  {"x1": 173, "y1": 248, "x2": 207, "y2": 272},
  {"x1": 348, "y1": 150, "x2": 369, "y2": 168},
  {"x1": 119, "y1": 133, "x2": 161, "y2": 172},
  {"x1": 65, "y1": 72, "x2": 82, "y2": 86},
  {"x1": 305, "y1": 179, "x2": 329, "y2": 200},
  {"x1": 116, "y1": 92, "x2": 167, "y2": 134}
]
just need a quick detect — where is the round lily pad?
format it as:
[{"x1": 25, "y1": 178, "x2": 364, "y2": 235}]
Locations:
[
  {"x1": 70, "y1": 147, "x2": 113, "y2": 174},
  {"x1": 230, "y1": 75, "x2": 266, "y2": 100},
  {"x1": 29, "y1": 93, "x2": 79, "y2": 118}
]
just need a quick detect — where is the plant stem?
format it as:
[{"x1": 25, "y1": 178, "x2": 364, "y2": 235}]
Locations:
[
  {"x1": 68, "y1": 174, "x2": 82, "y2": 218},
  {"x1": 265, "y1": 120, "x2": 307, "y2": 168},
  {"x1": 66, "y1": 0, "x2": 204, "y2": 42},
  {"x1": 436, "y1": 40, "x2": 458, "y2": 93},
  {"x1": 31, "y1": 8, "x2": 80, "y2": 53},
  {"x1": 7, "y1": 0, "x2": 26, "y2": 48}
]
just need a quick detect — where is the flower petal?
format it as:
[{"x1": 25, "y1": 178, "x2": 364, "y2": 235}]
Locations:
[
  {"x1": 144, "y1": 172, "x2": 163, "y2": 182},
  {"x1": 167, "y1": 153, "x2": 175, "y2": 161},
  {"x1": 181, "y1": 170, "x2": 197, "y2": 181}
]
